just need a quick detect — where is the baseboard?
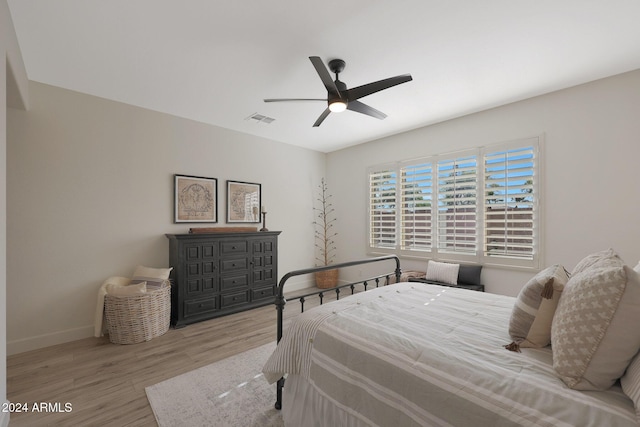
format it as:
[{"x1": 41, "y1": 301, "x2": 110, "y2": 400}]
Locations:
[
  {"x1": 280, "y1": 277, "x2": 314, "y2": 293},
  {"x1": 7, "y1": 325, "x2": 94, "y2": 356},
  {"x1": 0, "y1": 406, "x2": 9, "y2": 427}
]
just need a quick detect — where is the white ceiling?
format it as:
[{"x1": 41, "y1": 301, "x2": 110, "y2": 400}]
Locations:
[{"x1": 7, "y1": 1, "x2": 640, "y2": 153}]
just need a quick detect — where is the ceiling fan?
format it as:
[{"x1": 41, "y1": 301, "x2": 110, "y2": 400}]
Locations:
[{"x1": 264, "y1": 56, "x2": 413, "y2": 127}]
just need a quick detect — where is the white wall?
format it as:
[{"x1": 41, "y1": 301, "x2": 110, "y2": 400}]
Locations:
[
  {"x1": 6, "y1": 82, "x2": 325, "y2": 354},
  {"x1": 327, "y1": 69, "x2": 640, "y2": 296}
]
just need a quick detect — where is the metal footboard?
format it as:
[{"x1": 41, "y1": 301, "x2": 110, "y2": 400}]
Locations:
[{"x1": 273, "y1": 255, "x2": 401, "y2": 410}]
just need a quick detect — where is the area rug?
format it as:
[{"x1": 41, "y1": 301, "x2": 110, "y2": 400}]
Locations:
[{"x1": 145, "y1": 342, "x2": 283, "y2": 427}]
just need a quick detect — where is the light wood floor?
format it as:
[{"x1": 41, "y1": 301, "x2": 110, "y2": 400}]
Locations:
[{"x1": 6, "y1": 288, "x2": 346, "y2": 426}]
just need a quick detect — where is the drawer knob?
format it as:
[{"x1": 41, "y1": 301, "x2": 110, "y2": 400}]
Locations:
[{"x1": 232, "y1": 246, "x2": 236, "y2": 249}]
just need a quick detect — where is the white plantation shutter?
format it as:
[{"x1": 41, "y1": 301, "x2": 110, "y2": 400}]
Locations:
[
  {"x1": 483, "y1": 141, "x2": 537, "y2": 262},
  {"x1": 436, "y1": 155, "x2": 478, "y2": 255},
  {"x1": 369, "y1": 168, "x2": 397, "y2": 249},
  {"x1": 400, "y1": 162, "x2": 433, "y2": 252},
  {"x1": 367, "y1": 137, "x2": 541, "y2": 268}
]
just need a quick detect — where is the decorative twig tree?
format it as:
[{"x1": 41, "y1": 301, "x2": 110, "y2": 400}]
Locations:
[{"x1": 313, "y1": 178, "x2": 338, "y2": 287}]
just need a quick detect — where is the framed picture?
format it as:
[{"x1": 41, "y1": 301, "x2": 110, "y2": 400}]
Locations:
[
  {"x1": 174, "y1": 174, "x2": 218, "y2": 223},
  {"x1": 227, "y1": 180, "x2": 261, "y2": 223}
]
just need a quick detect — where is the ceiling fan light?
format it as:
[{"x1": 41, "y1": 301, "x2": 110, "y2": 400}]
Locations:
[{"x1": 329, "y1": 99, "x2": 347, "y2": 113}]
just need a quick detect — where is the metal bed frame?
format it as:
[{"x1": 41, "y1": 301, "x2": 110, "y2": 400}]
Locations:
[{"x1": 273, "y1": 255, "x2": 402, "y2": 410}]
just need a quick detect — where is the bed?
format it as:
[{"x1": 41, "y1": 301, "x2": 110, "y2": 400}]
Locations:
[{"x1": 262, "y1": 255, "x2": 640, "y2": 427}]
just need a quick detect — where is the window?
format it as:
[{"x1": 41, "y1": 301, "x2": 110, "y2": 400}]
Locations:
[
  {"x1": 483, "y1": 141, "x2": 537, "y2": 266},
  {"x1": 368, "y1": 137, "x2": 540, "y2": 269},
  {"x1": 400, "y1": 161, "x2": 432, "y2": 251},
  {"x1": 436, "y1": 154, "x2": 477, "y2": 256},
  {"x1": 369, "y1": 166, "x2": 397, "y2": 249}
]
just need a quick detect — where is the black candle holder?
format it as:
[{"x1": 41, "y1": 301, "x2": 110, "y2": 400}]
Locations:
[{"x1": 260, "y1": 212, "x2": 268, "y2": 231}]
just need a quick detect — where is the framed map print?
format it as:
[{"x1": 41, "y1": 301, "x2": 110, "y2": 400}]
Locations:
[
  {"x1": 226, "y1": 180, "x2": 261, "y2": 223},
  {"x1": 174, "y1": 174, "x2": 218, "y2": 223}
]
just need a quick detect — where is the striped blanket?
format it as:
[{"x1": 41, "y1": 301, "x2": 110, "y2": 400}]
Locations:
[{"x1": 263, "y1": 282, "x2": 637, "y2": 426}]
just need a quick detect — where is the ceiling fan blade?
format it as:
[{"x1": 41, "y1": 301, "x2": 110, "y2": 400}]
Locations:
[
  {"x1": 309, "y1": 56, "x2": 340, "y2": 97},
  {"x1": 313, "y1": 108, "x2": 331, "y2": 127},
  {"x1": 264, "y1": 98, "x2": 327, "y2": 102},
  {"x1": 347, "y1": 100, "x2": 387, "y2": 120},
  {"x1": 345, "y1": 74, "x2": 413, "y2": 101}
]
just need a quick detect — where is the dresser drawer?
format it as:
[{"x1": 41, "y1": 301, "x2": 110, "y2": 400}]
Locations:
[
  {"x1": 184, "y1": 297, "x2": 218, "y2": 318},
  {"x1": 220, "y1": 240, "x2": 249, "y2": 256},
  {"x1": 221, "y1": 273, "x2": 249, "y2": 291},
  {"x1": 220, "y1": 257, "x2": 248, "y2": 272},
  {"x1": 221, "y1": 290, "x2": 249, "y2": 308},
  {"x1": 251, "y1": 285, "x2": 275, "y2": 302}
]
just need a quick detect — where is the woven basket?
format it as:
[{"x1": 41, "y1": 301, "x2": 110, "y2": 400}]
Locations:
[
  {"x1": 315, "y1": 269, "x2": 339, "y2": 289},
  {"x1": 104, "y1": 285, "x2": 171, "y2": 345}
]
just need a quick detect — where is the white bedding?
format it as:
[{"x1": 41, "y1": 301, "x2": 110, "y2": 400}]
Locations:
[{"x1": 263, "y1": 282, "x2": 637, "y2": 426}]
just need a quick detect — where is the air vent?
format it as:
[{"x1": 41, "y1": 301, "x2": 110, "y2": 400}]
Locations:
[{"x1": 245, "y1": 113, "x2": 275, "y2": 124}]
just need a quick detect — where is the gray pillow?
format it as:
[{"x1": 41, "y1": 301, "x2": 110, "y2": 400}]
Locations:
[{"x1": 458, "y1": 265, "x2": 482, "y2": 286}]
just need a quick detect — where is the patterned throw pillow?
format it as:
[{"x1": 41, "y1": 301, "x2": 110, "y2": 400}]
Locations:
[
  {"x1": 552, "y1": 251, "x2": 640, "y2": 390},
  {"x1": 505, "y1": 264, "x2": 569, "y2": 352},
  {"x1": 571, "y1": 248, "x2": 620, "y2": 275},
  {"x1": 425, "y1": 261, "x2": 459, "y2": 285}
]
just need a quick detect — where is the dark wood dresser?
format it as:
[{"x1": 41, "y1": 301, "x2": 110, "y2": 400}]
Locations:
[{"x1": 166, "y1": 231, "x2": 281, "y2": 328}]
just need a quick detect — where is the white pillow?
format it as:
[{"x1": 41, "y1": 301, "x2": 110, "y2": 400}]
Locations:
[
  {"x1": 621, "y1": 351, "x2": 640, "y2": 422},
  {"x1": 425, "y1": 261, "x2": 459, "y2": 285},
  {"x1": 106, "y1": 281, "x2": 147, "y2": 296},
  {"x1": 552, "y1": 256, "x2": 640, "y2": 390},
  {"x1": 622, "y1": 262, "x2": 640, "y2": 420},
  {"x1": 131, "y1": 265, "x2": 172, "y2": 289}
]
